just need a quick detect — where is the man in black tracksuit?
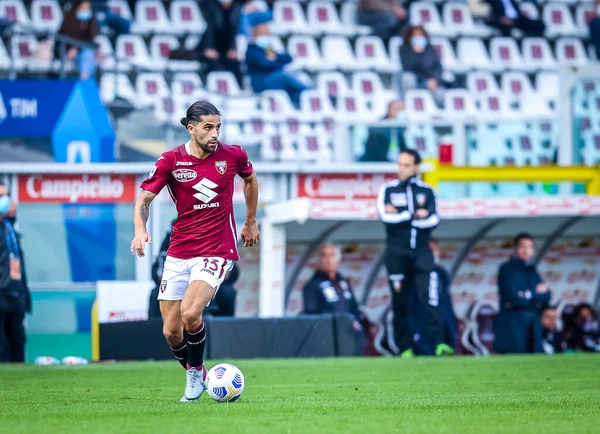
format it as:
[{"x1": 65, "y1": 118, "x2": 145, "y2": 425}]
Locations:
[
  {"x1": 494, "y1": 233, "x2": 550, "y2": 354},
  {"x1": 377, "y1": 149, "x2": 452, "y2": 357}
]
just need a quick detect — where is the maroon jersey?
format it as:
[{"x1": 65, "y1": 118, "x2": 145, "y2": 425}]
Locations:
[{"x1": 140, "y1": 141, "x2": 253, "y2": 260}]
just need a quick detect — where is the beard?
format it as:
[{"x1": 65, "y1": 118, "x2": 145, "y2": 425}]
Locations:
[{"x1": 196, "y1": 139, "x2": 217, "y2": 153}]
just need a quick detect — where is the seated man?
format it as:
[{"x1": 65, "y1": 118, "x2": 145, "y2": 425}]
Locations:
[
  {"x1": 357, "y1": 0, "x2": 408, "y2": 43},
  {"x1": 541, "y1": 306, "x2": 562, "y2": 355},
  {"x1": 245, "y1": 22, "x2": 310, "y2": 106},
  {"x1": 484, "y1": 0, "x2": 544, "y2": 37},
  {"x1": 303, "y1": 244, "x2": 364, "y2": 353}
]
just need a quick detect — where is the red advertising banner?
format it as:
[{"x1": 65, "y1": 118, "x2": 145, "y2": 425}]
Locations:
[
  {"x1": 297, "y1": 173, "x2": 397, "y2": 200},
  {"x1": 18, "y1": 174, "x2": 137, "y2": 203}
]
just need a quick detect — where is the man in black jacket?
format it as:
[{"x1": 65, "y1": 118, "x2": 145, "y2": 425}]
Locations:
[
  {"x1": 494, "y1": 233, "x2": 550, "y2": 354},
  {"x1": 377, "y1": 149, "x2": 452, "y2": 357},
  {"x1": 303, "y1": 244, "x2": 364, "y2": 345},
  {"x1": 484, "y1": 0, "x2": 545, "y2": 37}
]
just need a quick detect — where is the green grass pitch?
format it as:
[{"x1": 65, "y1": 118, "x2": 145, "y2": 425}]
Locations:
[{"x1": 1, "y1": 354, "x2": 599, "y2": 434}]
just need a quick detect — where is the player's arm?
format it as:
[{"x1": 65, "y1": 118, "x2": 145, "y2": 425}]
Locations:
[
  {"x1": 240, "y1": 172, "x2": 260, "y2": 247},
  {"x1": 377, "y1": 184, "x2": 411, "y2": 224},
  {"x1": 131, "y1": 190, "x2": 157, "y2": 257},
  {"x1": 412, "y1": 187, "x2": 440, "y2": 229}
]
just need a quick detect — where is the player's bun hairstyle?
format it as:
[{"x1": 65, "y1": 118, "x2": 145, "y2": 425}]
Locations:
[
  {"x1": 180, "y1": 100, "x2": 222, "y2": 127},
  {"x1": 400, "y1": 148, "x2": 422, "y2": 165}
]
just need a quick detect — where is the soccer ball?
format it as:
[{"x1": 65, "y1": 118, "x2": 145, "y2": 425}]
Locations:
[{"x1": 205, "y1": 363, "x2": 245, "y2": 402}]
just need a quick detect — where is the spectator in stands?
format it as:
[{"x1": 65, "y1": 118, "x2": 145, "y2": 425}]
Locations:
[
  {"x1": 0, "y1": 184, "x2": 30, "y2": 363},
  {"x1": 57, "y1": 0, "x2": 99, "y2": 80},
  {"x1": 91, "y1": 0, "x2": 130, "y2": 36},
  {"x1": 484, "y1": 0, "x2": 545, "y2": 37},
  {"x1": 541, "y1": 306, "x2": 562, "y2": 355},
  {"x1": 197, "y1": 0, "x2": 244, "y2": 88},
  {"x1": 562, "y1": 303, "x2": 600, "y2": 353},
  {"x1": 588, "y1": 0, "x2": 600, "y2": 60},
  {"x1": 357, "y1": 0, "x2": 408, "y2": 43},
  {"x1": 359, "y1": 100, "x2": 406, "y2": 162},
  {"x1": 239, "y1": 0, "x2": 274, "y2": 37},
  {"x1": 399, "y1": 26, "x2": 445, "y2": 106},
  {"x1": 303, "y1": 244, "x2": 365, "y2": 354},
  {"x1": 494, "y1": 233, "x2": 550, "y2": 354},
  {"x1": 245, "y1": 22, "x2": 310, "y2": 106}
]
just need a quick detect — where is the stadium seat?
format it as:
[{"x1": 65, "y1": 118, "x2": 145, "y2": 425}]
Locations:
[
  {"x1": 30, "y1": 0, "x2": 62, "y2": 33},
  {"x1": 306, "y1": 1, "x2": 352, "y2": 36},
  {"x1": 99, "y1": 72, "x2": 138, "y2": 106},
  {"x1": 153, "y1": 96, "x2": 185, "y2": 126},
  {"x1": 575, "y1": 4, "x2": 595, "y2": 38},
  {"x1": 259, "y1": 90, "x2": 300, "y2": 123},
  {"x1": 543, "y1": 3, "x2": 578, "y2": 38},
  {"x1": 115, "y1": 34, "x2": 156, "y2": 70},
  {"x1": 388, "y1": 36, "x2": 403, "y2": 69},
  {"x1": 519, "y1": 2, "x2": 539, "y2": 21},
  {"x1": 456, "y1": 37, "x2": 493, "y2": 71},
  {"x1": 95, "y1": 35, "x2": 118, "y2": 71},
  {"x1": 149, "y1": 35, "x2": 180, "y2": 71},
  {"x1": 355, "y1": 36, "x2": 397, "y2": 73},
  {"x1": 297, "y1": 125, "x2": 333, "y2": 162},
  {"x1": 171, "y1": 72, "x2": 203, "y2": 101},
  {"x1": 521, "y1": 38, "x2": 557, "y2": 71},
  {"x1": 501, "y1": 72, "x2": 535, "y2": 106},
  {"x1": 223, "y1": 96, "x2": 260, "y2": 122},
  {"x1": 169, "y1": 0, "x2": 207, "y2": 35},
  {"x1": 489, "y1": 37, "x2": 524, "y2": 71},
  {"x1": 351, "y1": 71, "x2": 396, "y2": 105},
  {"x1": 409, "y1": 2, "x2": 449, "y2": 36},
  {"x1": 477, "y1": 91, "x2": 516, "y2": 120},
  {"x1": 242, "y1": 119, "x2": 277, "y2": 139},
  {"x1": 335, "y1": 91, "x2": 376, "y2": 122},
  {"x1": 136, "y1": 73, "x2": 171, "y2": 107},
  {"x1": 467, "y1": 71, "x2": 499, "y2": 95},
  {"x1": 430, "y1": 36, "x2": 467, "y2": 73},
  {"x1": 404, "y1": 124, "x2": 438, "y2": 158},
  {"x1": 321, "y1": 36, "x2": 361, "y2": 71},
  {"x1": 271, "y1": 1, "x2": 317, "y2": 35},
  {"x1": 535, "y1": 72, "x2": 559, "y2": 109},
  {"x1": 299, "y1": 90, "x2": 336, "y2": 123},
  {"x1": 340, "y1": 2, "x2": 371, "y2": 35},
  {"x1": 260, "y1": 133, "x2": 297, "y2": 161},
  {"x1": 10, "y1": 35, "x2": 37, "y2": 72},
  {"x1": 316, "y1": 72, "x2": 350, "y2": 97},
  {"x1": 442, "y1": 2, "x2": 492, "y2": 37},
  {"x1": 443, "y1": 89, "x2": 478, "y2": 118},
  {"x1": 0, "y1": 0, "x2": 31, "y2": 29},
  {"x1": 404, "y1": 89, "x2": 440, "y2": 120},
  {"x1": 286, "y1": 35, "x2": 328, "y2": 71},
  {"x1": 222, "y1": 122, "x2": 251, "y2": 146},
  {"x1": 580, "y1": 131, "x2": 600, "y2": 165},
  {"x1": 107, "y1": 0, "x2": 133, "y2": 21},
  {"x1": 134, "y1": 0, "x2": 173, "y2": 34},
  {"x1": 0, "y1": 40, "x2": 10, "y2": 70},
  {"x1": 555, "y1": 37, "x2": 588, "y2": 67},
  {"x1": 206, "y1": 71, "x2": 243, "y2": 96}
]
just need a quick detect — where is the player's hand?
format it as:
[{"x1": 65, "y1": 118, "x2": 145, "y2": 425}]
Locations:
[
  {"x1": 241, "y1": 221, "x2": 260, "y2": 247},
  {"x1": 131, "y1": 232, "x2": 152, "y2": 257},
  {"x1": 415, "y1": 209, "x2": 429, "y2": 219},
  {"x1": 385, "y1": 204, "x2": 397, "y2": 213},
  {"x1": 352, "y1": 320, "x2": 362, "y2": 333},
  {"x1": 536, "y1": 283, "x2": 548, "y2": 294},
  {"x1": 204, "y1": 48, "x2": 219, "y2": 60}
]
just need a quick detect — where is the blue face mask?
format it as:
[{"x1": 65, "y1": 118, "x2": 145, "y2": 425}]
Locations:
[
  {"x1": 255, "y1": 36, "x2": 271, "y2": 49},
  {"x1": 411, "y1": 36, "x2": 428, "y2": 51},
  {"x1": 76, "y1": 10, "x2": 93, "y2": 21},
  {"x1": 0, "y1": 196, "x2": 9, "y2": 214}
]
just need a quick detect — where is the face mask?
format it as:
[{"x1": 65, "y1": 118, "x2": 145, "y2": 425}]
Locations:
[
  {"x1": 411, "y1": 36, "x2": 428, "y2": 51},
  {"x1": 76, "y1": 10, "x2": 93, "y2": 21},
  {"x1": 0, "y1": 196, "x2": 9, "y2": 214},
  {"x1": 255, "y1": 36, "x2": 271, "y2": 49}
]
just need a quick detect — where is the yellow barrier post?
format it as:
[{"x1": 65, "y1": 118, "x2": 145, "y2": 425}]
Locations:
[
  {"x1": 91, "y1": 300, "x2": 99, "y2": 361},
  {"x1": 423, "y1": 158, "x2": 440, "y2": 190},
  {"x1": 586, "y1": 167, "x2": 600, "y2": 195}
]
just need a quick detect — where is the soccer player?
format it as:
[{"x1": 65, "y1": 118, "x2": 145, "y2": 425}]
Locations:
[{"x1": 130, "y1": 101, "x2": 259, "y2": 402}]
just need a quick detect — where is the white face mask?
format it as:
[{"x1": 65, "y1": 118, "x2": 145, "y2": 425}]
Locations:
[
  {"x1": 0, "y1": 195, "x2": 9, "y2": 214},
  {"x1": 255, "y1": 35, "x2": 271, "y2": 49},
  {"x1": 411, "y1": 36, "x2": 428, "y2": 51}
]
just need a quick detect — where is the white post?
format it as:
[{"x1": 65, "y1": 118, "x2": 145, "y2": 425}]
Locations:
[{"x1": 259, "y1": 218, "x2": 286, "y2": 318}]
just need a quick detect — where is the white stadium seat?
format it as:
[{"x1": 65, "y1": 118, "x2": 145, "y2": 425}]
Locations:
[
  {"x1": 153, "y1": 96, "x2": 185, "y2": 126},
  {"x1": 489, "y1": 37, "x2": 524, "y2": 71},
  {"x1": 134, "y1": 0, "x2": 173, "y2": 34},
  {"x1": 297, "y1": 125, "x2": 333, "y2": 162},
  {"x1": 477, "y1": 91, "x2": 516, "y2": 120},
  {"x1": 115, "y1": 34, "x2": 156, "y2": 70},
  {"x1": 0, "y1": 39, "x2": 10, "y2": 70},
  {"x1": 431, "y1": 36, "x2": 466, "y2": 73},
  {"x1": 259, "y1": 90, "x2": 299, "y2": 123},
  {"x1": 351, "y1": 71, "x2": 396, "y2": 104},
  {"x1": 136, "y1": 72, "x2": 171, "y2": 107},
  {"x1": 501, "y1": 72, "x2": 535, "y2": 106},
  {"x1": 271, "y1": 1, "x2": 317, "y2": 35},
  {"x1": 107, "y1": 0, "x2": 133, "y2": 21},
  {"x1": 457, "y1": 37, "x2": 493, "y2": 71},
  {"x1": 388, "y1": 36, "x2": 403, "y2": 69},
  {"x1": 543, "y1": 3, "x2": 578, "y2": 38},
  {"x1": 306, "y1": 1, "x2": 352, "y2": 35},
  {"x1": 287, "y1": 36, "x2": 328, "y2": 71},
  {"x1": 30, "y1": 0, "x2": 62, "y2": 33},
  {"x1": 575, "y1": 5, "x2": 596, "y2": 38},
  {"x1": 261, "y1": 133, "x2": 297, "y2": 161},
  {"x1": 95, "y1": 35, "x2": 118, "y2": 71},
  {"x1": 410, "y1": 2, "x2": 449, "y2": 36},
  {"x1": 535, "y1": 72, "x2": 559, "y2": 108},
  {"x1": 10, "y1": 35, "x2": 40, "y2": 72},
  {"x1": 404, "y1": 89, "x2": 441, "y2": 120},
  {"x1": 169, "y1": 0, "x2": 207, "y2": 35},
  {"x1": 171, "y1": 72, "x2": 203, "y2": 101},
  {"x1": 467, "y1": 71, "x2": 499, "y2": 95},
  {"x1": 355, "y1": 36, "x2": 397, "y2": 73},
  {"x1": 442, "y1": 2, "x2": 492, "y2": 37},
  {"x1": 321, "y1": 36, "x2": 361, "y2": 71},
  {"x1": 99, "y1": 73, "x2": 138, "y2": 106},
  {"x1": 555, "y1": 37, "x2": 588, "y2": 67},
  {"x1": 519, "y1": 3, "x2": 539, "y2": 20},
  {"x1": 443, "y1": 89, "x2": 478, "y2": 118},
  {"x1": 206, "y1": 71, "x2": 243, "y2": 96},
  {"x1": 149, "y1": 35, "x2": 180, "y2": 71},
  {"x1": 299, "y1": 90, "x2": 336, "y2": 123},
  {"x1": 404, "y1": 125, "x2": 438, "y2": 158},
  {"x1": 340, "y1": 2, "x2": 371, "y2": 35},
  {"x1": 521, "y1": 38, "x2": 557, "y2": 71},
  {"x1": 0, "y1": 0, "x2": 31, "y2": 29},
  {"x1": 317, "y1": 72, "x2": 350, "y2": 97},
  {"x1": 335, "y1": 91, "x2": 375, "y2": 122}
]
